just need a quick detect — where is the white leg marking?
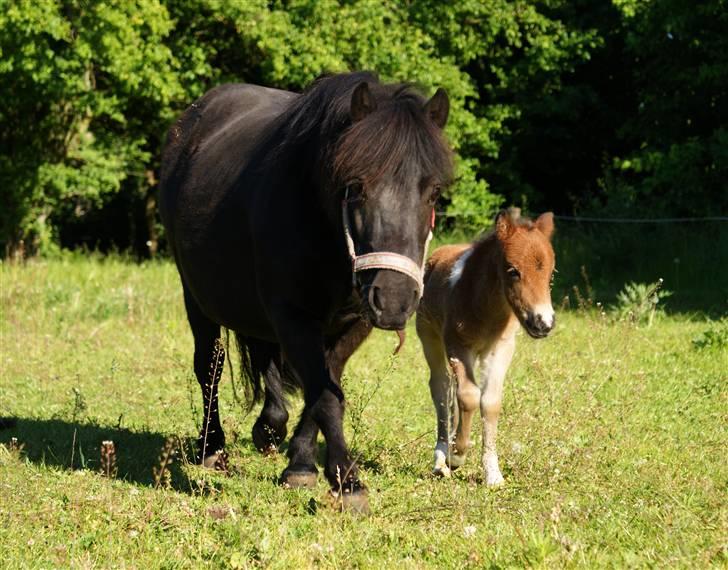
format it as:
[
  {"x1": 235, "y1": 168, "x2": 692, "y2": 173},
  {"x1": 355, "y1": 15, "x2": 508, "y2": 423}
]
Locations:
[
  {"x1": 480, "y1": 332, "x2": 516, "y2": 486},
  {"x1": 433, "y1": 441, "x2": 451, "y2": 477}
]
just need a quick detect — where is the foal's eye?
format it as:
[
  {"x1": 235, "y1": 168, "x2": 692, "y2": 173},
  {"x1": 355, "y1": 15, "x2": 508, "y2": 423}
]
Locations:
[
  {"x1": 427, "y1": 185, "x2": 442, "y2": 206},
  {"x1": 507, "y1": 266, "x2": 521, "y2": 281}
]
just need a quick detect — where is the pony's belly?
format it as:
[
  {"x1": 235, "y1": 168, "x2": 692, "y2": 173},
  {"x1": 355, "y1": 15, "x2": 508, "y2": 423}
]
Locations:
[{"x1": 176, "y1": 238, "x2": 275, "y2": 339}]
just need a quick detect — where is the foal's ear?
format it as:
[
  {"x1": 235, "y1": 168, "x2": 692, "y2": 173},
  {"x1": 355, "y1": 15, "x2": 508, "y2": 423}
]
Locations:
[
  {"x1": 495, "y1": 210, "x2": 515, "y2": 241},
  {"x1": 535, "y1": 212, "x2": 555, "y2": 240},
  {"x1": 424, "y1": 88, "x2": 449, "y2": 129},
  {"x1": 350, "y1": 82, "x2": 377, "y2": 122}
]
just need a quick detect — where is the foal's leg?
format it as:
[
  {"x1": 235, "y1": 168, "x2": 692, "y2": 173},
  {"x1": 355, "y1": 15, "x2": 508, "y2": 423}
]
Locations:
[
  {"x1": 183, "y1": 287, "x2": 225, "y2": 467},
  {"x1": 418, "y1": 323, "x2": 455, "y2": 477},
  {"x1": 448, "y1": 352, "x2": 480, "y2": 469},
  {"x1": 479, "y1": 332, "x2": 516, "y2": 486}
]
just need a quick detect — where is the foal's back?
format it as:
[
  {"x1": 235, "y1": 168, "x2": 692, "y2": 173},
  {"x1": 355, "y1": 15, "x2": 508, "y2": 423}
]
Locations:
[{"x1": 418, "y1": 243, "x2": 472, "y2": 330}]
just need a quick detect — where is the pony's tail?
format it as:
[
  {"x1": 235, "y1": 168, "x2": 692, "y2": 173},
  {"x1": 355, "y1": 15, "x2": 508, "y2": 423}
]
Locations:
[{"x1": 231, "y1": 333, "x2": 294, "y2": 409}]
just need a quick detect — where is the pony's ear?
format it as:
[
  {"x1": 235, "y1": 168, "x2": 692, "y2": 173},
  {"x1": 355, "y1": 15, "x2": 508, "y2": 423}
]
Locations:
[
  {"x1": 535, "y1": 212, "x2": 555, "y2": 240},
  {"x1": 350, "y1": 82, "x2": 377, "y2": 122},
  {"x1": 424, "y1": 88, "x2": 449, "y2": 129},
  {"x1": 495, "y1": 210, "x2": 514, "y2": 241}
]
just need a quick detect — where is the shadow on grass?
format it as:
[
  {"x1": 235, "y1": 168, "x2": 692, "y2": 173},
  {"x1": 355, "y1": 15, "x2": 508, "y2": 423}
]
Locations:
[
  {"x1": 0, "y1": 417, "x2": 201, "y2": 492},
  {"x1": 1, "y1": 416, "x2": 390, "y2": 493}
]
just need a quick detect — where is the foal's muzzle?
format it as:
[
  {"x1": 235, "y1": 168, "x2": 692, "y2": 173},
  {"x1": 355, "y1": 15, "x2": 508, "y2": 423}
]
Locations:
[{"x1": 523, "y1": 310, "x2": 555, "y2": 339}]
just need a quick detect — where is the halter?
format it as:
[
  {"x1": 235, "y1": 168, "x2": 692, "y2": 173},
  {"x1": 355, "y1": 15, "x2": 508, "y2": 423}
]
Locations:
[{"x1": 341, "y1": 190, "x2": 434, "y2": 297}]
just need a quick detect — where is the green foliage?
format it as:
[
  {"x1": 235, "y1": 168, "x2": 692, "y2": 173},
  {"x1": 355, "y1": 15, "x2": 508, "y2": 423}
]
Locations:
[
  {"x1": 603, "y1": 0, "x2": 728, "y2": 216},
  {"x1": 613, "y1": 279, "x2": 672, "y2": 326},
  {"x1": 692, "y1": 319, "x2": 728, "y2": 351},
  {"x1": 1, "y1": 1, "x2": 726, "y2": 254},
  {"x1": 1, "y1": 0, "x2": 599, "y2": 253},
  {"x1": 0, "y1": 0, "x2": 190, "y2": 253}
]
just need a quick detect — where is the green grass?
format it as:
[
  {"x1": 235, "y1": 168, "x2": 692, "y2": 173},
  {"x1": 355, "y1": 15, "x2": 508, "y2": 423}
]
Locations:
[{"x1": 1, "y1": 256, "x2": 726, "y2": 568}]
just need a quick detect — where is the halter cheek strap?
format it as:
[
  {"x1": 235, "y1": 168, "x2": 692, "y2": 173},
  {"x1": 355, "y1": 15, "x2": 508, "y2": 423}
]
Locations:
[{"x1": 341, "y1": 196, "x2": 434, "y2": 297}]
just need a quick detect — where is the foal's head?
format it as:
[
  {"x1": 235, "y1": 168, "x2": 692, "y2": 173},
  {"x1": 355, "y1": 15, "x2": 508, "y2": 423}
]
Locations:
[
  {"x1": 333, "y1": 81, "x2": 453, "y2": 329},
  {"x1": 495, "y1": 211, "x2": 556, "y2": 338}
]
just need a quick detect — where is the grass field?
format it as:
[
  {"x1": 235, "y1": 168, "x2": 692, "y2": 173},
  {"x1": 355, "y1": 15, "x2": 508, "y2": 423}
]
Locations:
[{"x1": 1, "y1": 256, "x2": 726, "y2": 568}]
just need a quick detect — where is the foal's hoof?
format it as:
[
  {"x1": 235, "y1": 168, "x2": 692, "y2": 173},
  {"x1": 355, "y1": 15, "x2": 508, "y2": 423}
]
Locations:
[
  {"x1": 252, "y1": 420, "x2": 287, "y2": 455},
  {"x1": 329, "y1": 488, "x2": 370, "y2": 515},
  {"x1": 486, "y1": 471, "x2": 505, "y2": 487},
  {"x1": 447, "y1": 453, "x2": 467, "y2": 470},
  {"x1": 280, "y1": 467, "x2": 318, "y2": 489},
  {"x1": 432, "y1": 464, "x2": 452, "y2": 478}
]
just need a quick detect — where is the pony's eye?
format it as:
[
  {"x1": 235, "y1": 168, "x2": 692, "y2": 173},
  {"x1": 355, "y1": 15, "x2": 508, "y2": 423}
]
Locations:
[
  {"x1": 428, "y1": 185, "x2": 442, "y2": 206},
  {"x1": 507, "y1": 266, "x2": 521, "y2": 280},
  {"x1": 345, "y1": 182, "x2": 365, "y2": 202}
]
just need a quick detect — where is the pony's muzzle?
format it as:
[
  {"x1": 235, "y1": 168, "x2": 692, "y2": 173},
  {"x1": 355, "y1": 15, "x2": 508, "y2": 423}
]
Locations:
[{"x1": 366, "y1": 272, "x2": 419, "y2": 330}]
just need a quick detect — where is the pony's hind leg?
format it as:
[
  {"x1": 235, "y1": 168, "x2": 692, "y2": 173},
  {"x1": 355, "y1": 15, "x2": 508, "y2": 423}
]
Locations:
[
  {"x1": 183, "y1": 287, "x2": 225, "y2": 468},
  {"x1": 479, "y1": 332, "x2": 516, "y2": 486},
  {"x1": 248, "y1": 339, "x2": 289, "y2": 454}
]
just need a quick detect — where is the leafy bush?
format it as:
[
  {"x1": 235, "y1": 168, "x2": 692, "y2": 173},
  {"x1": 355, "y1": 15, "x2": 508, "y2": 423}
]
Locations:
[
  {"x1": 692, "y1": 320, "x2": 728, "y2": 350},
  {"x1": 0, "y1": 0, "x2": 596, "y2": 254},
  {"x1": 613, "y1": 279, "x2": 672, "y2": 326}
]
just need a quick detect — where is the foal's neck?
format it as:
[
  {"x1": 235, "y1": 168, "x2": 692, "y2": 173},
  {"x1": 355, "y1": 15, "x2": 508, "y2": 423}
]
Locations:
[{"x1": 464, "y1": 235, "x2": 513, "y2": 330}]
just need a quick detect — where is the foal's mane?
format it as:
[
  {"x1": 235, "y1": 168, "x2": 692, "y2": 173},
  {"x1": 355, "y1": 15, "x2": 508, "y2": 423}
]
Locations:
[{"x1": 269, "y1": 71, "x2": 453, "y2": 187}]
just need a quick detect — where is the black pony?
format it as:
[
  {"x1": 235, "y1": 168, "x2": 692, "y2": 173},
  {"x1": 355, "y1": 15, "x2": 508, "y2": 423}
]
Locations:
[{"x1": 159, "y1": 71, "x2": 452, "y2": 511}]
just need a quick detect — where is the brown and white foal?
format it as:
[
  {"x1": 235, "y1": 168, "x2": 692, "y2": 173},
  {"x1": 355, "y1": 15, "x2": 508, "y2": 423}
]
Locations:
[{"x1": 416, "y1": 211, "x2": 556, "y2": 485}]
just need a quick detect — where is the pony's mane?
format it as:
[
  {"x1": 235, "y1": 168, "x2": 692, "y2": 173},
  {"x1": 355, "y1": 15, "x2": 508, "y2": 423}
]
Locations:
[
  {"x1": 332, "y1": 83, "x2": 453, "y2": 186},
  {"x1": 270, "y1": 71, "x2": 453, "y2": 187},
  {"x1": 273, "y1": 71, "x2": 378, "y2": 157}
]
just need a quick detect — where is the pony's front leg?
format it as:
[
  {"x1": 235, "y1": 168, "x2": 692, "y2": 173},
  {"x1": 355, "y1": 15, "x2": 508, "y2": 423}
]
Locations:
[
  {"x1": 273, "y1": 309, "x2": 367, "y2": 511},
  {"x1": 479, "y1": 332, "x2": 516, "y2": 486},
  {"x1": 281, "y1": 407, "x2": 319, "y2": 488}
]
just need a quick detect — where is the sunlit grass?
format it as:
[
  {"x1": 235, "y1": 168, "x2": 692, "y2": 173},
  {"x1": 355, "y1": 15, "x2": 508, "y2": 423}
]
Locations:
[{"x1": 1, "y1": 257, "x2": 726, "y2": 568}]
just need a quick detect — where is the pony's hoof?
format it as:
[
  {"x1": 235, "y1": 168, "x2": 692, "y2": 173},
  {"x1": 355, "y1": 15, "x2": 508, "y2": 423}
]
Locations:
[
  {"x1": 252, "y1": 420, "x2": 287, "y2": 455},
  {"x1": 280, "y1": 468, "x2": 318, "y2": 489},
  {"x1": 330, "y1": 489, "x2": 370, "y2": 515},
  {"x1": 201, "y1": 451, "x2": 228, "y2": 472}
]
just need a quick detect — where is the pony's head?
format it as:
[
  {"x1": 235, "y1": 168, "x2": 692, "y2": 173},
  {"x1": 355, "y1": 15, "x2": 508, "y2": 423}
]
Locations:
[
  {"x1": 495, "y1": 211, "x2": 556, "y2": 338},
  {"x1": 333, "y1": 80, "x2": 453, "y2": 330}
]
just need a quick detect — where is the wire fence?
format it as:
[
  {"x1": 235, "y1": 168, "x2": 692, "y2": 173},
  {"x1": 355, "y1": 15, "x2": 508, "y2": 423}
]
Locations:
[{"x1": 435, "y1": 211, "x2": 728, "y2": 224}]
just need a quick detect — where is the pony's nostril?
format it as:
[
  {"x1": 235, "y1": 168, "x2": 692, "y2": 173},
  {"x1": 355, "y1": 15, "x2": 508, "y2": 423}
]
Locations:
[
  {"x1": 400, "y1": 289, "x2": 419, "y2": 314},
  {"x1": 369, "y1": 285, "x2": 384, "y2": 314}
]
